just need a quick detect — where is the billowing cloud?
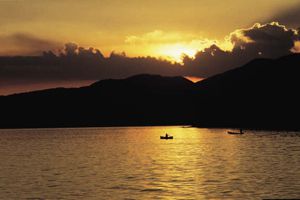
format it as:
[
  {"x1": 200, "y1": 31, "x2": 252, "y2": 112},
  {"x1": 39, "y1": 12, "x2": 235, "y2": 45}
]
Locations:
[
  {"x1": 125, "y1": 30, "x2": 215, "y2": 62},
  {"x1": 231, "y1": 22, "x2": 298, "y2": 57},
  {"x1": 183, "y1": 22, "x2": 300, "y2": 77},
  {"x1": 0, "y1": 43, "x2": 182, "y2": 95},
  {"x1": 1, "y1": 22, "x2": 300, "y2": 95}
]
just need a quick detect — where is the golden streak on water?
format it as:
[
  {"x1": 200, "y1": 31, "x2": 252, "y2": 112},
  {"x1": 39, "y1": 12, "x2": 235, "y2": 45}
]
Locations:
[{"x1": 0, "y1": 126, "x2": 300, "y2": 199}]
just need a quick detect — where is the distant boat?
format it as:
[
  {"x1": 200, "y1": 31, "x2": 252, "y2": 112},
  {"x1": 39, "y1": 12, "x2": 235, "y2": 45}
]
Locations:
[
  {"x1": 160, "y1": 133, "x2": 173, "y2": 139},
  {"x1": 228, "y1": 129, "x2": 244, "y2": 135}
]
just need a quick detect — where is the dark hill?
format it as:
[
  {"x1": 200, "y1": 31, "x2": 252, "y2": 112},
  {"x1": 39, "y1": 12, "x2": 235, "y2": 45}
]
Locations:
[
  {"x1": 193, "y1": 54, "x2": 300, "y2": 129},
  {"x1": 0, "y1": 74, "x2": 196, "y2": 128},
  {"x1": 1, "y1": 54, "x2": 300, "y2": 129},
  {"x1": 89, "y1": 74, "x2": 194, "y2": 95}
]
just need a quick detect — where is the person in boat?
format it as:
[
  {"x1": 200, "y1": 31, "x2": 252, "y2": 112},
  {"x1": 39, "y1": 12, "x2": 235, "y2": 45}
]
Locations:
[
  {"x1": 240, "y1": 129, "x2": 243, "y2": 134},
  {"x1": 165, "y1": 133, "x2": 168, "y2": 138}
]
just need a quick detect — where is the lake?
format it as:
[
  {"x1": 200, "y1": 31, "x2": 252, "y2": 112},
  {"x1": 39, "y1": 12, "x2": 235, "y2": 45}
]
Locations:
[{"x1": 0, "y1": 126, "x2": 300, "y2": 199}]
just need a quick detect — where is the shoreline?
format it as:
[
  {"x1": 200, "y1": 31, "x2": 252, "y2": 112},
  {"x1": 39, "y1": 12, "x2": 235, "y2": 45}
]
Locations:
[{"x1": 1, "y1": 123, "x2": 300, "y2": 132}]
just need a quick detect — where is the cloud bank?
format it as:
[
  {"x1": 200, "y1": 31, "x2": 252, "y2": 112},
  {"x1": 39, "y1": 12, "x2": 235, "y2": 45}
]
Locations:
[
  {"x1": 0, "y1": 22, "x2": 300, "y2": 95},
  {"x1": 125, "y1": 30, "x2": 215, "y2": 62},
  {"x1": 0, "y1": 42, "x2": 182, "y2": 95},
  {"x1": 183, "y1": 22, "x2": 300, "y2": 77}
]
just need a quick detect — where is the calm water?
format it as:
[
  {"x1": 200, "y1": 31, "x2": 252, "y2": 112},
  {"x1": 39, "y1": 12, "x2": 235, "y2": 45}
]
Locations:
[{"x1": 0, "y1": 126, "x2": 300, "y2": 199}]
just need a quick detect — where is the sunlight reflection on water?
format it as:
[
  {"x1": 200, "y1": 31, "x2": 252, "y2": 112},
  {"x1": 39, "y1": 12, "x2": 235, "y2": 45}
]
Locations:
[{"x1": 0, "y1": 126, "x2": 300, "y2": 199}]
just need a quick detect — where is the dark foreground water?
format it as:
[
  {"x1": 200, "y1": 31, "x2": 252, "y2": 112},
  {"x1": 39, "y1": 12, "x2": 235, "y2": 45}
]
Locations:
[{"x1": 0, "y1": 126, "x2": 300, "y2": 199}]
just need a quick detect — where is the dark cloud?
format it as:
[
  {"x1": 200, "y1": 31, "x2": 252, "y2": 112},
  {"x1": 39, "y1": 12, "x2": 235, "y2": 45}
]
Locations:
[
  {"x1": 232, "y1": 22, "x2": 298, "y2": 57},
  {"x1": 10, "y1": 33, "x2": 60, "y2": 50},
  {"x1": 1, "y1": 22, "x2": 300, "y2": 95},
  {"x1": 0, "y1": 33, "x2": 61, "y2": 55},
  {"x1": 0, "y1": 43, "x2": 182, "y2": 94},
  {"x1": 64, "y1": 42, "x2": 79, "y2": 56},
  {"x1": 183, "y1": 22, "x2": 300, "y2": 77}
]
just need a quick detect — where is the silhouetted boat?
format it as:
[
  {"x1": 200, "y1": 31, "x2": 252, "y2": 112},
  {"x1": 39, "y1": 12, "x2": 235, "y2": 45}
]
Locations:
[
  {"x1": 228, "y1": 129, "x2": 244, "y2": 135},
  {"x1": 160, "y1": 133, "x2": 173, "y2": 139},
  {"x1": 160, "y1": 136, "x2": 173, "y2": 139}
]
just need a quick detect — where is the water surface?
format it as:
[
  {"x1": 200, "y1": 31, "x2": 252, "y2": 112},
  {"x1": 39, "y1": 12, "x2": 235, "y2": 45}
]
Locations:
[{"x1": 0, "y1": 127, "x2": 300, "y2": 199}]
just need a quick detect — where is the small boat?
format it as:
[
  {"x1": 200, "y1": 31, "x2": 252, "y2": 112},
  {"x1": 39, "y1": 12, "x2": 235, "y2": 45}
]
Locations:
[
  {"x1": 160, "y1": 136, "x2": 173, "y2": 139},
  {"x1": 160, "y1": 133, "x2": 173, "y2": 139},
  {"x1": 228, "y1": 129, "x2": 244, "y2": 135}
]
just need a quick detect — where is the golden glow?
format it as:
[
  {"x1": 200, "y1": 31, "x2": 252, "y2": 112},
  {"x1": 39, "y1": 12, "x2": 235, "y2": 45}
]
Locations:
[
  {"x1": 292, "y1": 41, "x2": 300, "y2": 53},
  {"x1": 123, "y1": 30, "x2": 214, "y2": 62},
  {"x1": 185, "y1": 76, "x2": 203, "y2": 83},
  {"x1": 156, "y1": 44, "x2": 198, "y2": 63},
  {"x1": 0, "y1": 0, "x2": 299, "y2": 58}
]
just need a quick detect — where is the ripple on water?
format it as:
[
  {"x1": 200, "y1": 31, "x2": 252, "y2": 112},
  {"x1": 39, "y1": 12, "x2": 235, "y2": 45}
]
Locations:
[
  {"x1": 140, "y1": 188, "x2": 164, "y2": 192},
  {"x1": 0, "y1": 127, "x2": 299, "y2": 199}
]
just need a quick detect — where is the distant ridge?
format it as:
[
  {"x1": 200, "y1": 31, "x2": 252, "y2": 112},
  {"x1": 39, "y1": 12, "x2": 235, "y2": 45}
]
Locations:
[
  {"x1": 0, "y1": 74, "x2": 196, "y2": 128},
  {"x1": 90, "y1": 74, "x2": 194, "y2": 92},
  {"x1": 1, "y1": 54, "x2": 300, "y2": 130},
  {"x1": 193, "y1": 53, "x2": 300, "y2": 129}
]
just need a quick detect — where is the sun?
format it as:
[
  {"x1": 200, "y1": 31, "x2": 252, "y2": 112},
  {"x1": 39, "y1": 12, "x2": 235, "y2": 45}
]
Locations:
[{"x1": 156, "y1": 44, "x2": 198, "y2": 63}]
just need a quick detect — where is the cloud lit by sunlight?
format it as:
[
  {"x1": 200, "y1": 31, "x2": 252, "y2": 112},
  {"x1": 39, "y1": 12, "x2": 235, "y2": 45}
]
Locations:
[
  {"x1": 292, "y1": 41, "x2": 300, "y2": 53},
  {"x1": 124, "y1": 29, "x2": 236, "y2": 63},
  {"x1": 125, "y1": 30, "x2": 217, "y2": 63},
  {"x1": 156, "y1": 44, "x2": 198, "y2": 63}
]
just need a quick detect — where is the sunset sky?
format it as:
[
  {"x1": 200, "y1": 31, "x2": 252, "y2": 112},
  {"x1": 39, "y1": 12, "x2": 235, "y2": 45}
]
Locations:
[
  {"x1": 1, "y1": 0, "x2": 299, "y2": 60},
  {"x1": 1, "y1": 0, "x2": 300, "y2": 94}
]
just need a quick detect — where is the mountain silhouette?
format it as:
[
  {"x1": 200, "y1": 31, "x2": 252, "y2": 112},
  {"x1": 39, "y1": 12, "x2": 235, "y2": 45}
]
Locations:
[
  {"x1": 0, "y1": 54, "x2": 300, "y2": 129},
  {"x1": 193, "y1": 53, "x2": 300, "y2": 129},
  {"x1": 0, "y1": 74, "x2": 196, "y2": 128}
]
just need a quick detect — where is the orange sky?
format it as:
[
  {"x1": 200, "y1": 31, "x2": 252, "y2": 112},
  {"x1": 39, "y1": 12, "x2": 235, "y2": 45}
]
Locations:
[{"x1": 0, "y1": 0, "x2": 299, "y2": 62}]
